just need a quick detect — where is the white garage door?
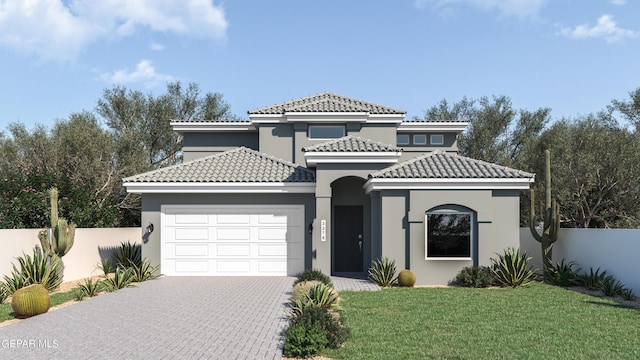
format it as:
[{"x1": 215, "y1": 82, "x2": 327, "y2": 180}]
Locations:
[{"x1": 161, "y1": 205, "x2": 304, "y2": 276}]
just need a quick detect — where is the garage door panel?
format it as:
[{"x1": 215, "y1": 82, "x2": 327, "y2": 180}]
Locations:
[{"x1": 162, "y1": 205, "x2": 304, "y2": 276}]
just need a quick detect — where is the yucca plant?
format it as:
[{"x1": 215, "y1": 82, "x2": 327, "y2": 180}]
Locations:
[
  {"x1": 77, "y1": 278, "x2": 104, "y2": 298},
  {"x1": 368, "y1": 257, "x2": 397, "y2": 287},
  {"x1": 4, "y1": 247, "x2": 62, "y2": 293},
  {"x1": 579, "y1": 267, "x2": 608, "y2": 291},
  {"x1": 3, "y1": 270, "x2": 28, "y2": 294},
  {"x1": 100, "y1": 258, "x2": 113, "y2": 275},
  {"x1": 114, "y1": 241, "x2": 141, "y2": 269},
  {"x1": 130, "y1": 258, "x2": 160, "y2": 283},
  {"x1": 491, "y1": 247, "x2": 537, "y2": 288},
  {"x1": 600, "y1": 275, "x2": 626, "y2": 297},
  {"x1": 103, "y1": 267, "x2": 135, "y2": 292},
  {"x1": 306, "y1": 283, "x2": 341, "y2": 309},
  {"x1": 0, "y1": 283, "x2": 8, "y2": 304}
]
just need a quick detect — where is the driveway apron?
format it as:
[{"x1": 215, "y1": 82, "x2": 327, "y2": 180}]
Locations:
[{"x1": 0, "y1": 276, "x2": 294, "y2": 359}]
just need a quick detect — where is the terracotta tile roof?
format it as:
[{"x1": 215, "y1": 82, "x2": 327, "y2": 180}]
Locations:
[
  {"x1": 123, "y1": 147, "x2": 315, "y2": 183},
  {"x1": 302, "y1": 136, "x2": 402, "y2": 153},
  {"x1": 369, "y1": 151, "x2": 535, "y2": 179},
  {"x1": 249, "y1": 92, "x2": 406, "y2": 115}
]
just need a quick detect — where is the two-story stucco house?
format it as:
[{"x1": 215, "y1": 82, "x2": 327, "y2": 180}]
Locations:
[{"x1": 123, "y1": 92, "x2": 534, "y2": 285}]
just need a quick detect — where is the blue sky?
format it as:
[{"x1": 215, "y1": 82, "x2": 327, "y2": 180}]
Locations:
[{"x1": 1, "y1": 0, "x2": 638, "y2": 131}]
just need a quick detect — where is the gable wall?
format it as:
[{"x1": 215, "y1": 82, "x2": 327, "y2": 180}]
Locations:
[{"x1": 182, "y1": 132, "x2": 258, "y2": 161}]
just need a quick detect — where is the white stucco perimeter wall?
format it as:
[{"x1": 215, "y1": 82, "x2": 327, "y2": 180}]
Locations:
[
  {"x1": 0, "y1": 228, "x2": 141, "y2": 283},
  {"x1": 520, "y1": 228, "x2": 640, "y2": 294}
]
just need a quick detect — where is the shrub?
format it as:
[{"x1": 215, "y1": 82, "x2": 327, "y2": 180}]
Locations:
[
  {"x1": 549, "y1": 259, "x2": 581, "y2": 287},
  {"x1": 397, "y1": 269, "x2": 416, "y2": 287},
  {"x1": 621, "y1": 288, "x2": 636, "y2": 301},
  {"x1": 11, "y1": 284, "x2": 50, "y2": 318},
  {"x1": 291, "y1": 281, "x2": 323, "y2": 305},
  {"x1": 293, "y1": 268, "x2": 332, "y2": 287},
  {"x1": 579, "y1": 267, "x2": 608, "y2": 291},
  {"x1": 114, "y1": 241, "x2": 141, "y2": 269},
  {"x1": 3, "y1": 247, "x2": 62, "y2": 293},
  {"x1": 289, "y1": 305, "x2": 351, "y2": 350},
  {"x1": 455, "y1": 266, "x2": 494, "y2": 288},
  {"x1": 103, "y1": 267, "x2": 135, "y2": 292},
  {"x1": 368, "y1": 257, "x2": 397, "y2": 287},
  {"x1": 600, "y1": 275, "x2": 625, "y2": 297},
  {"x1": 283, "y1": 321, "x2": 328, "y2": 358},
  {"x1": 130, "y1": 258, "x2": 160, "y2": 283},
  {"x1": 491, "y1": 248, "x2": 537, "y2": 288}
]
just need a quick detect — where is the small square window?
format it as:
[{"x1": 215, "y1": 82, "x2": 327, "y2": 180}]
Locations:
[
  {"x1": 308, "y1": 125, "x2": 345, "y2": 139},
  {"x1": 425, "y1": 212, "x2": 472, "y2": 259},
  {"x1": 430, "y1": 134, "x2": 444, "y2": 145},
  {"x1": 397, "y1": 134, "x2": 410, "y2": 145},
  {"x1": 413, "y1": 134, "x2": 427, "y2": 145}
]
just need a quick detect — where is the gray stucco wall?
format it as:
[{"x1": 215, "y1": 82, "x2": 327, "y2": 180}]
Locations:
[
  {"x1": 140, "y1": 193, "x2": 315, "y2": 274},
  {"x1": 182, "y1": 132, "x2": 259, "y2": 161},
  {"x1": 259, "y1": 124, "x2": 294, "y2": 163},
  {"x1": 378, "y1": 188, "x2": 521, "y2": 285}
]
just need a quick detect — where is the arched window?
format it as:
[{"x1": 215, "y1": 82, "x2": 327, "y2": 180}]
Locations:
[{"x1": 425, "y1": 205, "x2": 475, "y2": 260}]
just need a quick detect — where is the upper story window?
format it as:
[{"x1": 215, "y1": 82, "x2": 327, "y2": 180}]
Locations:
[
  {"x1": 308, "y1": 125, "x2": 346, "y2": 139},
  {"x1": 430, "y1": 134, "x2": 444, "y2": 145},
  {"x1": 397, "y1": 134, "x2": 410, "y2": 145},
  {"x1": 413, "y1": 134, "x2": 427, "y2": 145}
]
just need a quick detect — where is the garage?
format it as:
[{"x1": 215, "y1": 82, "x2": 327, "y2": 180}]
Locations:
[{"x1": 161, "y1": 205, "x2": 305, "y2": 276}]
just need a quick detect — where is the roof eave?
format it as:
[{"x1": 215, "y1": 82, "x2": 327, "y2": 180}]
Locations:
[
  {"x1": 397, "y1": 122, "x2": 469, "y2": 132},
  {"x1": 123, "y1": 182, "x2": 316, "y2": 194},
  {"x1": 363, "y1": 178, "x2": 535, "y2": 194},
  {"x1": 170, "y1": 121, "x2": 256, "y2": 132}
]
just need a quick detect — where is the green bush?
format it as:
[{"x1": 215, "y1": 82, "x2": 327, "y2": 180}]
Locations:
[
  {"x1": 283, "y1": 321, "x2": 328, "y2": 358},
  {"x1": 3, "y1": 247, "x2": 62, "y2": 293},
  {"x1": 491, "y1": 248, "x2": 537, "y2": 288},
  {"x1": 579, "y1": 267, "x2": 608, "y2": 291},
  {"x1": 368, "y1": 257, "x2": 397, "y2": 287},
  {"x1": 293, "y1": 268, "x2": 333, "y2": 287},
  {"x1": 114, "y1": 241, "x2": 141, "y2": 269},
  {"x1": 289, "y1": 305, "x2": 351, "y2": 350},
  {"x1": 549, "y1": 259, "x2": 581, "y2": 287},
  {"x1": 455, "y1": 266, "x2": 494, "y2": 288}
]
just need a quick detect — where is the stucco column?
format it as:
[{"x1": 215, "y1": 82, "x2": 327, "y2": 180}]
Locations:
[{"x1": 312, "y1": 195, "x2": 332, "y2": 274}]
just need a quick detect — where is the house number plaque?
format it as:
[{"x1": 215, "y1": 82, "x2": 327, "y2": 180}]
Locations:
[{"x1": 321, "y1": 220, "x2": 326, "y2": 242}]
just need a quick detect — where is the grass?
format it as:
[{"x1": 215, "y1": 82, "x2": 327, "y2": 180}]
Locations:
[
  {"x1": 0, "y1": 290, "x2": 78, "y2": 323},
  {"x1": 323, "y1": 282, "x2": 640, "y2": 360}
]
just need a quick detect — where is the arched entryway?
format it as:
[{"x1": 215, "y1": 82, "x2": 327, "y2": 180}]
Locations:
[{"x1": 331, "y1": 176, "x2": 371, "y2": 275}]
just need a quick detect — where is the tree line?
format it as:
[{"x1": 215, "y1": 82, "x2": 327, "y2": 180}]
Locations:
[{"x1": 1, "y1": 83, "x2": 639, "y2": 228}]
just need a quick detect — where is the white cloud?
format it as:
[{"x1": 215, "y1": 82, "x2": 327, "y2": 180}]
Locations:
[
  {"x1": 150, "y1": 42, "x2": 165, "y2": 51},
  {"x1": 98, "y1": 59, "x2": 176, "y2": 88},
  {"x1": 415, "y1": 0, "x2": 548, "y2": 19},
  {"x1": 559, "y1": 14, "x2": 637, "y2": 43},
  {"x1": 611, "y1": 0, "x2": 626, "y2": 5},
  {"x1": 0, "y1": 0, "x2": 228, "y2": 62}
]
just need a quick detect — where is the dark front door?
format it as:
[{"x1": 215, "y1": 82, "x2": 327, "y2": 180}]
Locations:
[{"x1": 333, "y1": 205, "x2": 364, "y2": 273}]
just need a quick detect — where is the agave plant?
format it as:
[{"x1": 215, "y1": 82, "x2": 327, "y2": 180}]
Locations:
[
  {"x1": 368, "y1": 257, "x2": 397, "y2": 287},
  {"x1": 306, "y1": 283, "x2": 341, "y2": 309},
  {"x1": 579, "y1": 267, "x2": 608, "y2": 291},
  {"x1": 549, "y1": 259, "x2": 581, "y2": 287},
  {"x1": 4, "y1": 247, "x2": 62, "y2": 293},
  {"x1": 491, "y1": 247, "x2": 537, "y2": 288},
  {"x1": 77, "y1": 278, "x2": 104, "y2": 298},
  {"x1": 600, "y1": 275, "x2": 626, "y2": 297},
  {"x1": 100, "y1": 258, "x2": 113, "y2": 276},
  {"x1": 114, "y1": 241, "x2": 141, "y2": 269},
  {"x1": 103, "y1": 267, "x2": 135, "y2": 292},
  {"x1": 0, "y1": 283, "x2": 8, "y2": 304},
  {"x1": 130, "y1": 258, "x2": 160, "y2": 283}
]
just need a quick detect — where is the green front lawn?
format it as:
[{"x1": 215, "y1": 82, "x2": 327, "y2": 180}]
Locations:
[
  {"x1": 0, "y1": 290, "x2": 77, "y2": 323},
  {"x1": 324, "y1": 282, "x2": 640, "y2": 360}
]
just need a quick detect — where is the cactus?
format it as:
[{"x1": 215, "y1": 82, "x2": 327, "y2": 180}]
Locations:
[
  {"x1": 529, "y1": 149, "x2": 560, "y2": 283},
  {"x1": 397, "y1": 269, "x2": 416, "y2": 287},
  {"x1": 38, "y1": 188, "x2": 75, "y2": 260},
  {"x1": 11, "y1": 284, "x2": 51, "y2": 318}
]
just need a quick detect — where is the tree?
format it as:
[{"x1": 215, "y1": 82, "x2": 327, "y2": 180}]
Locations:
[{"x1": 610, "y1": 87, "x2": 640, "y2": 132}]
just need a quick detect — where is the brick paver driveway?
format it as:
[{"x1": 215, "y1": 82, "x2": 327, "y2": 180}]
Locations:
[{"x1": 0, "y1": 277, "x2": 294, "y2": 359}]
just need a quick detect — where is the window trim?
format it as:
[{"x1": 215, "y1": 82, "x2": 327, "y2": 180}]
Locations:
[
  {"x1": 396, "y1": 134, "x2": 410, "y2": 145},
  {"x1": 430, "y1": 134, "x2": 444, "y2": 146},
  {"x1": 413, "y1": 134, "x2": 427, "y2": 145},
  {"x1": 308, "y1": 125, "x2": 346, "y2": 140},
  {"x1": 425, "y1": 208, "x2": 474, "y2": 261}
]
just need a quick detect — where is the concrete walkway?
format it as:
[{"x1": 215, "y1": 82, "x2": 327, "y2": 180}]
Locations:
[{"x1": 0, "y1": 276, "x2": 378, "y2": 359}]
